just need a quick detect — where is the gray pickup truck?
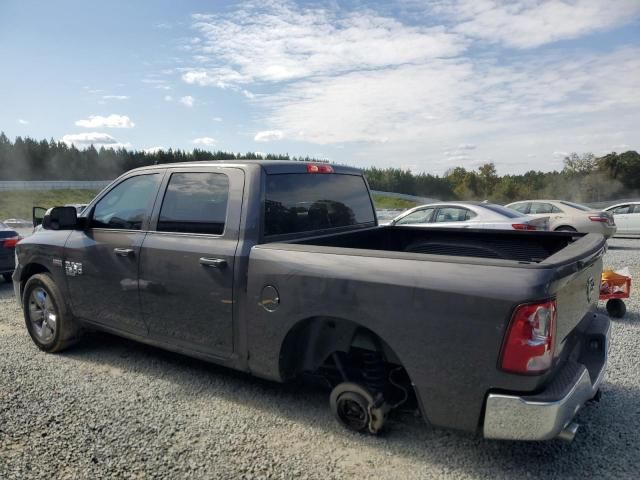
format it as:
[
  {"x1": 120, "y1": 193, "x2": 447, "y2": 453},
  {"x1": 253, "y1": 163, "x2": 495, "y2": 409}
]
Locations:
[{"x1": 14, "y1": 161, "x2": 610, "y2": 441}]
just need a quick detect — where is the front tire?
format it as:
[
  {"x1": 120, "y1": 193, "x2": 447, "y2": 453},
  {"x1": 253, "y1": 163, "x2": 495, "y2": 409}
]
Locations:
[{"x1": 23, "y1": 273, "x2": 80, "y2": 352}]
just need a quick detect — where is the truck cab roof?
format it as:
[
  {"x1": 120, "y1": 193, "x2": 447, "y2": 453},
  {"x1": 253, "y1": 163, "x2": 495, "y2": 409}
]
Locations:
[{"x1": 130, "y1": 160, "x2": 363, "y2": 175}]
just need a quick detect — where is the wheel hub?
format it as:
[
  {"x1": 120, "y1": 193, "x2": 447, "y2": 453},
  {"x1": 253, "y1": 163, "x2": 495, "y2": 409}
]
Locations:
[{"x1": 29, "y1": 287, "x2": 57, "y2": 343}]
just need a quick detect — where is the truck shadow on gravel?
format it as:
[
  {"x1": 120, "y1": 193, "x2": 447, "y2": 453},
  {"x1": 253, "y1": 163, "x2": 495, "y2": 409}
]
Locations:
[{"x1": 58, "y1": 327, "x2": 640, "y2": 478}]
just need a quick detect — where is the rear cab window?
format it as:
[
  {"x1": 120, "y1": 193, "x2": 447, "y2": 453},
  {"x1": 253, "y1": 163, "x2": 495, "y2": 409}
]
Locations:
[{"x1": 264, "y1": 172, "x2": 376, "y2": 237}]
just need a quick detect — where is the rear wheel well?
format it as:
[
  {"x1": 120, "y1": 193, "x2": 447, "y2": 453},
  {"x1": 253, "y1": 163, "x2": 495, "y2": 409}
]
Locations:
[{"x1": 279, "y1": 317, "x2": 416, "y2": 412}]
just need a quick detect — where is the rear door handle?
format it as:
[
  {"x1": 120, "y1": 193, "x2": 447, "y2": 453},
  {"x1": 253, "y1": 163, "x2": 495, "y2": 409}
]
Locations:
[
  {"x1": 114, "y1": 248, "x2": 134, "y2": 257},
  {"x1": 199, "y1": 257, "x2": 227, "y2": 268}
]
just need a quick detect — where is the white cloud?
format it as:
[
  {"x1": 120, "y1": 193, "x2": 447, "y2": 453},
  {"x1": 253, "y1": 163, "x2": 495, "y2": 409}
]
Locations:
[
  {"x1": 102, "y1": 95, "x2": 129, "y2": 100},
  {"x1": 177, "y1": 1, "x2": 640, "y2": 173},
  {"x1": 212, "y1": 116, "x2": 222, "y2": 122},
  {"x1": 185, "y1": 3, "x2": 464, "y2": 86},
  {"x1": 17, "y1": 119, "x2": 29, "y2": 125},
  {"x1": 254, "y1": 130, "x2": 284, "y2": 142},
  {"x1": 164, "y1": 95, "x2": 173, "y2": 102},
  {"x1": 433, "y1": 0, "x2": 640, "y2": 49},
  {"x1": 180, "y1": 95, "x2": 195, "y2": 107},
  {"x1": 143, "y1": 78, "x2": 171, "y2": 90},
  {"x1": 259, "y1": 47, "x2": 640, "y2": 145},
  {"x1": 457, "y1": 143, "x2": 476, "y2": 150},
  {"x1": 143, "y1": 146, "x2": 164, "y2": 154},
  {"x1": 192, "y1": 136, "x2": 216, "y2": 145},
  {"x1": 61, "y1": 132, "x2": 131, "y2": 149},
  {"x1": 63, "y1": 132, "x2": 117, "y2": 144},
  {"x1": 75, "y1": 114, "x2": 135, "y2": 128}
]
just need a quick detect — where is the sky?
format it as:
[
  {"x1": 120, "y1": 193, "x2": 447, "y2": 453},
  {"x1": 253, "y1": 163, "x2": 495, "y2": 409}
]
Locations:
[{"x1": 1, "y1": 0, "x2": 639, "y2": 175}]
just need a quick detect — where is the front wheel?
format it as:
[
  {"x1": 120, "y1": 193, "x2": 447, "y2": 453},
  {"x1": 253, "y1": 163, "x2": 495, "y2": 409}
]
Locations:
[{"x1": 23, "y1": 273, "x2": 81, "y2": 352}]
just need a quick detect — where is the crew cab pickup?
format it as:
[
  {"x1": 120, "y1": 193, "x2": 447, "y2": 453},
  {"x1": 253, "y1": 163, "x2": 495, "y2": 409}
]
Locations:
[{"x1": 13, "y1": 161, "x2": 610, "y2": 441}]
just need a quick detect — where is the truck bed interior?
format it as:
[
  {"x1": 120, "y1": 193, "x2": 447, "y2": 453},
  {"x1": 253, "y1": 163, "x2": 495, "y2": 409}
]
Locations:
[{"x1": 292, "y1": 226, "x2": 577, "y2": 263}]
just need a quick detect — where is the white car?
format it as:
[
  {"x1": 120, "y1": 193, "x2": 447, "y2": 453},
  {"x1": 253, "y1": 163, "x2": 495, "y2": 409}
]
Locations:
[
  {"x1": 389, "y1": 202, "x2": 548, "y2": 231},
  {"x1": 506, "y1": 200, "x2": 616, "y2": 238},
  {"x1": 604, "y1": 202, "x2": 640, "y2": 235}
]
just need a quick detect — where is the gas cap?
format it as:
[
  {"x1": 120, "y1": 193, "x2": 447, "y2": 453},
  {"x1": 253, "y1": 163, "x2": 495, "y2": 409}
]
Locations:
[{"x1": 260, "y1": 285, "x2": 280, "y2": 312}]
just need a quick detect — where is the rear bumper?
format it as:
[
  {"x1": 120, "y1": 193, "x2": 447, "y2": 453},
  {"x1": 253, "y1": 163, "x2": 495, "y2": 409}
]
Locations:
[{"x1": 483, "y1": 313, "x2": 610, "y2": 441}]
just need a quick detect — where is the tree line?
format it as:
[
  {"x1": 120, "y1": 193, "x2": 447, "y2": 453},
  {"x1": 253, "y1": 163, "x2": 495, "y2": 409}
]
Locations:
[{"x1": 1, "y1": 132, "x2": 638, "y2": 203}]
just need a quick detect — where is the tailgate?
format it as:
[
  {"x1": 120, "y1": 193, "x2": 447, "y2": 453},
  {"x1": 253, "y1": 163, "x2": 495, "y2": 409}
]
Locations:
[{"x1": 542, "y1": 233, "x2": 606, "y2": 360}]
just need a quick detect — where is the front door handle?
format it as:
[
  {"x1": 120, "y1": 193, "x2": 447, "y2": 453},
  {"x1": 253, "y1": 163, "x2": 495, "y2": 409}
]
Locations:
[
  {"x1": 199, "y1": 257, "x2": 227, "y2": 268},
  {"x1": 114, "y1": 248, "x2": 134, "y2": 257}
]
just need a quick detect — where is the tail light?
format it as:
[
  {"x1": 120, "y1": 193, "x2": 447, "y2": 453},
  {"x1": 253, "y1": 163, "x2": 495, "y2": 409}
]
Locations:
[
  {"x1": 589, "y1": 215, "x2": 608, "y2": 223},
  {"x1": 307, "y1": 164, "x2": 334, "y2": 173},
  {"x1": 501, "y1": 299, "x2": 557, "y2": 374},
  {"x1": 2, "y1": 236, "x2": 21, "y2": 248},
  {"x1": 511, "y1": 223, "x2": 537, "y2": 231}
]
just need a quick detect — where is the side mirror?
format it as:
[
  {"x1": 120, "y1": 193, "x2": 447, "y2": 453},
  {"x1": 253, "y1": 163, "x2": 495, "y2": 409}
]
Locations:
[
  {"x1": 42, "y1": 206, "x2": 79, "y2": 231},
  {"x1": 32, "y1": 206, "x2": 47, "y2": 228}
]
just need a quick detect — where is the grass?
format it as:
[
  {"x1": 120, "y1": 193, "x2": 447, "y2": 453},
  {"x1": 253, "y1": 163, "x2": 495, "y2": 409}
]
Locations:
[
  {"x1": 372, "y1": 194, "x2": 418, "y2": 210},
  {"x1": 0, "y1": 189, "x2": 99, "y2": 220}
]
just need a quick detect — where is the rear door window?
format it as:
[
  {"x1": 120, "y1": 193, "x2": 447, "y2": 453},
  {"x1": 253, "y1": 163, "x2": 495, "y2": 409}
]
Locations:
[{"x1": 157, "y1": 172, "x2": 229, "y2": 235}]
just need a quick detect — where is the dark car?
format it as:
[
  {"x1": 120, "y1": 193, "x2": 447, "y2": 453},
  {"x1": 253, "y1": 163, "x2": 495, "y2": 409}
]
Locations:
[
  {"x1": 13, "y1": 161, "x2": 610, "y2": 441},
  {"x1": 1, "y1": 222, "x2": 21, "y2": 282}
]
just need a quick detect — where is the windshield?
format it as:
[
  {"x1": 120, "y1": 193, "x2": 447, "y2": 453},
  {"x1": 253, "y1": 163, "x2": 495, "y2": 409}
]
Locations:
[
  {"x1": 264, "y1": 173, "x2": 376, "y2": 236},
  {"x1": 560, "y1": 201, "x2": 592, "y2": 211},
  {"x1": 481, "y1": 204, "x2": 523, "y2": 218}
]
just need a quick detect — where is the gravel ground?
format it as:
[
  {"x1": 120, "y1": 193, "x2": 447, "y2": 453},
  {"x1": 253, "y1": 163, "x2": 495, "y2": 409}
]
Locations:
[{"x1": 1, "y1": 238, "x2": 639, "y2": 479}]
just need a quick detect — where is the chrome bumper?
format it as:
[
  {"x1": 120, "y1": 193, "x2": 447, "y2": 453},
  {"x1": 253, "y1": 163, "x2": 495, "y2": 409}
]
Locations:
[{"x1": 483, "y1": 313, "x2": 610, "y2": 441}]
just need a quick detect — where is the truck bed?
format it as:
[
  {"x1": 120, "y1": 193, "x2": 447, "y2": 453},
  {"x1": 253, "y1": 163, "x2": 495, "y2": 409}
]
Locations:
[
  {"x1": 249, "y1": 225, "x2": 606, "y2": 433},
  {"x1": 288, "y1": 225, "x2": 583, "y2": 264}
]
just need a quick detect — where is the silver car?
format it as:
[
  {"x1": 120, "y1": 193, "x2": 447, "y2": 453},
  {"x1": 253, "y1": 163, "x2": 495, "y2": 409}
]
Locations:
[
  {"x1": 506, "y1": 200, "x2": 616, "y2": 238},
  {"x1": 390, "y1": 202, "x2": 548, "y2": 230},
  {"x1": 604, "y1": 202, "x2": 640, "y2": 235}
]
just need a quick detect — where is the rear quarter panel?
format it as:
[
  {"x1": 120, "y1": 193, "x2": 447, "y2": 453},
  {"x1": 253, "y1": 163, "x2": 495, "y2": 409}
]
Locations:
[{"x1": 246, "y1": 245, "x2": 560, "y2": 432}]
